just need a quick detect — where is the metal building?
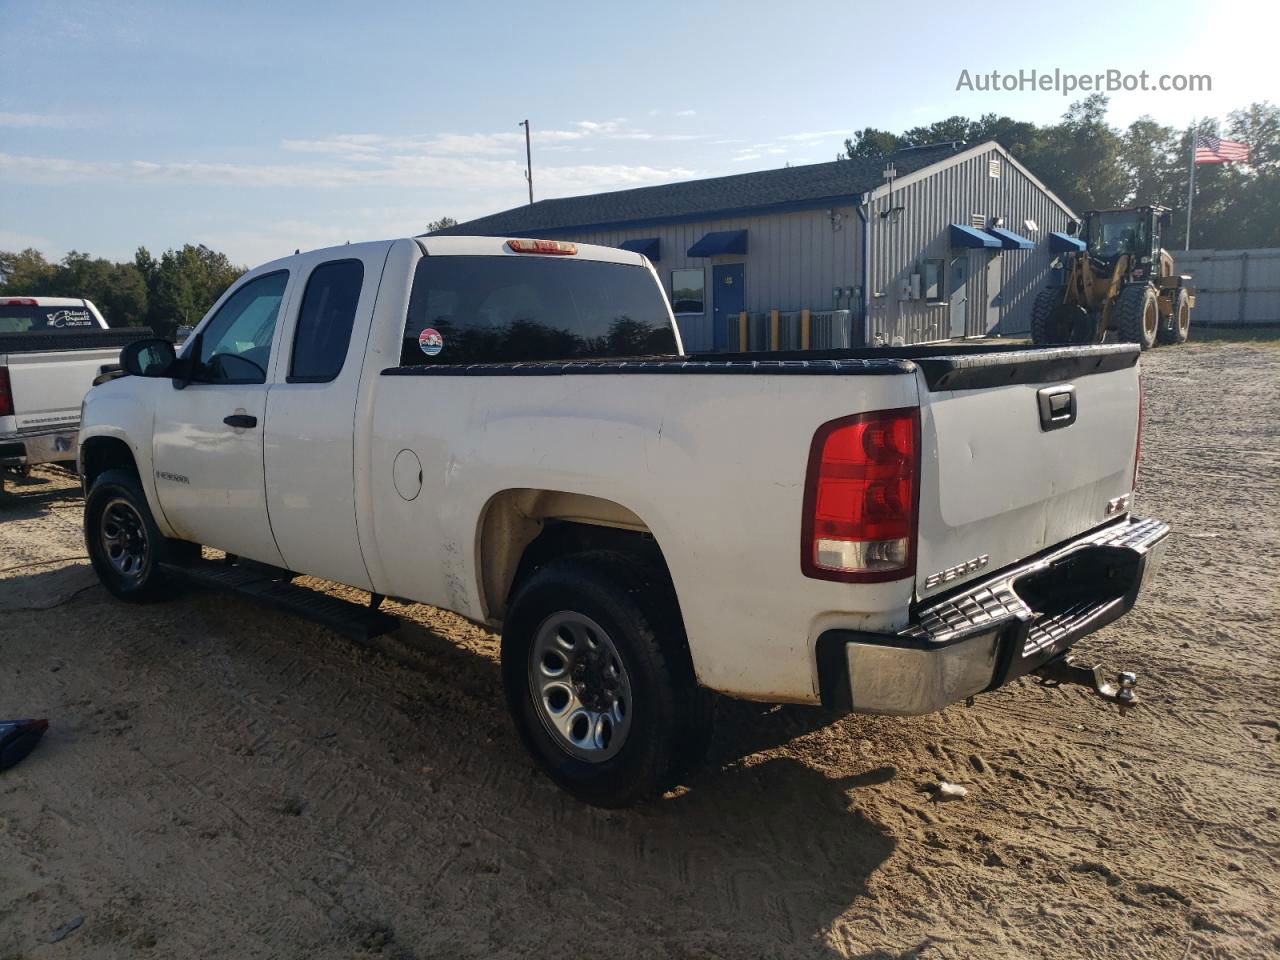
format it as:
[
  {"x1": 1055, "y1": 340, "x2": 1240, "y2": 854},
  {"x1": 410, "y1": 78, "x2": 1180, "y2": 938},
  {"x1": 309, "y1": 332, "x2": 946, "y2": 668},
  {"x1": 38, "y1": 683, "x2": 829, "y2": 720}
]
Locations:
[{"x1": 434, "y1": 141, "x2": 1077, "y2": 351}]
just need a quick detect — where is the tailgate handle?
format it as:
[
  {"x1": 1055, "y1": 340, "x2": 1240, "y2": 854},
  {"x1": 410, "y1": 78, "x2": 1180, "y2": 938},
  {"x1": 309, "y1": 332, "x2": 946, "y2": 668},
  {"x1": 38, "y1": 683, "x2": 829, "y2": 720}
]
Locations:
[{"x1": 1037, "y1": 385, "x2": 1076, "y2": 431}]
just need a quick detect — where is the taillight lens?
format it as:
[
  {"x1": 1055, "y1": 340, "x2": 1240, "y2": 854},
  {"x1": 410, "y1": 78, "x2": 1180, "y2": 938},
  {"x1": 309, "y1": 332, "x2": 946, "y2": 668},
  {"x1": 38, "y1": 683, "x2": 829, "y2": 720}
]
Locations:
[
  {"x1": 1133, "y1": 373, "x2": 1144, "y2": 488},
  {"x1": 801, "y1": 408, "x2": 920, "y2": 582},
  {"x1": 0, "y1": 367, "x2": 13, "y2": 418},
  {"x1": 506, "y1": 238, "x2": 577, "y2": 255}
]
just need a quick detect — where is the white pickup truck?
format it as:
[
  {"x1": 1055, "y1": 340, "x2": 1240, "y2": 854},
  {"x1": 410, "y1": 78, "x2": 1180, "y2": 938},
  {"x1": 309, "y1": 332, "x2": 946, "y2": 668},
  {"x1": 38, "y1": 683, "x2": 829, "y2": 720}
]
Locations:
[
  {"x1": 79, "y1": 236, "x2": 1169, "y2": 806},
  {"x1": 1, "y1": 296, "x2": 147, "y2": 491}
]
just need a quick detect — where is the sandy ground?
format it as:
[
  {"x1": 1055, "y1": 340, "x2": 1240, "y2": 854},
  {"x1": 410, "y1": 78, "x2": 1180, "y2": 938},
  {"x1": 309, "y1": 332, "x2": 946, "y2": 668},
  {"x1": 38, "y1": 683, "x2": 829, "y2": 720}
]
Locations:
[{"x1": 1, "y1": 338, "x2": 1277, "y2": 960}]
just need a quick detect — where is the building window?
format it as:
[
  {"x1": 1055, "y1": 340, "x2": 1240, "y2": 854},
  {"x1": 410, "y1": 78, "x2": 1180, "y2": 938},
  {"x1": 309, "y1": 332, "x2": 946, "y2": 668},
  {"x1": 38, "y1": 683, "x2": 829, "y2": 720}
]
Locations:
[
  {"x1": 988, "y1": 158, "x2": 1000, "y2": 178},
  {"x1": 670, "y1": 268, "x2": 705, "y2": 315},
  {"x1": 923, "y1": 259, "x2": 945, "y2": 302}
]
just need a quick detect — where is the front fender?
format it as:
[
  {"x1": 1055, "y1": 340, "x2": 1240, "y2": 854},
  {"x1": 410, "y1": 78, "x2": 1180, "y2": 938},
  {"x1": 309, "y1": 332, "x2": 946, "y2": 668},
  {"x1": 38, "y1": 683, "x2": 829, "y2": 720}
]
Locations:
[{"x1": 79, "y1": 378, "x2": 171, "y2": 536}]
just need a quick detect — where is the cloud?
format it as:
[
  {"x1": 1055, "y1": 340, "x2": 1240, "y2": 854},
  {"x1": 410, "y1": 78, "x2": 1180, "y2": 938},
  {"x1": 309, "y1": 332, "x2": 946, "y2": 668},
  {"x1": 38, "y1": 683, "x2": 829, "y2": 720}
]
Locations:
[
  {"x1": 675, "y1": 109, "x2": 697, "y2": 117},
  {"x1": 776, "y1": 129, "x2": 848, "y2": 142},
  {"x1": 0, "y1": 227, "x2": 53, "y2": 252},
  {"x1": 0, "y1": 150, "x2": 696, "y2": 196},
  {"x1": 0, "y1": 111, "x2": 93, "y2": 129}
]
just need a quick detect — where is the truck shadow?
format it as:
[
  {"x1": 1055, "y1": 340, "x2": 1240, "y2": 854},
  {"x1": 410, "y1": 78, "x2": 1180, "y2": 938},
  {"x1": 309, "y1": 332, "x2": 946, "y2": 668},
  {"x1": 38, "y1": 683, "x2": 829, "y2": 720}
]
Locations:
[
  {"x1": 378, "y1": 616, "x2": 900, "y2": 954},
  {"x1": 0, "y1": 467, "x2": 82, "y2": 522},
  {"x1": 14, "y1": 572, "x2": 901, "y2": 956}
]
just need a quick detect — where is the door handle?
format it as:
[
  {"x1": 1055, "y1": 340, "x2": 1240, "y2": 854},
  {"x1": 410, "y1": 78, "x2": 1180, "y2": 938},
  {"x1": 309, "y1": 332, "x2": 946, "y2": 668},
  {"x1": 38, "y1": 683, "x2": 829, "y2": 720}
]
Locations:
[{"x1": 223, "y1": 414, "x2": 258, "y2": 429}]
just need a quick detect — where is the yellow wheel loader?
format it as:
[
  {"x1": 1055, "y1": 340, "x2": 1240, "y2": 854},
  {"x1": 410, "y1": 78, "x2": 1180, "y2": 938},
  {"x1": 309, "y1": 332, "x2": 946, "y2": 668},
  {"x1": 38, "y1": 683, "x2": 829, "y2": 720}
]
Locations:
[{"x1": 1031, "y1": 205, "x2": 1195, "y2": 350}]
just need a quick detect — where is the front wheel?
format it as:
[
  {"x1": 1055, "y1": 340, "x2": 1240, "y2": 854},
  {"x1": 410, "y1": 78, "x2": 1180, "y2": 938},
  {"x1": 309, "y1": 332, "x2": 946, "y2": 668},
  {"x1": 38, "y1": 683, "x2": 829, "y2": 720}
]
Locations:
[
  {"x1": 501, "y1": 550, "x2": 710, "y2": 807},
  {"x1": 85, "y1": 468, "x2": 192, "y2": 602},
  {"x1": 1116, "y1": 283, "x2": 1159, "y2": 350}
]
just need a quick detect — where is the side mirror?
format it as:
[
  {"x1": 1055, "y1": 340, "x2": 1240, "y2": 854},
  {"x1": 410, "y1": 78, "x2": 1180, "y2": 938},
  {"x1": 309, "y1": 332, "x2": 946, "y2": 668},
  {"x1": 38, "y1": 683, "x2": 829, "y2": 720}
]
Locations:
[
  {"x1": 120, "y1": 338, "x2": 177, "y2": 378},
  {"x1": 1066, "y1": 219, "x2": 1080, "y2": 236}
]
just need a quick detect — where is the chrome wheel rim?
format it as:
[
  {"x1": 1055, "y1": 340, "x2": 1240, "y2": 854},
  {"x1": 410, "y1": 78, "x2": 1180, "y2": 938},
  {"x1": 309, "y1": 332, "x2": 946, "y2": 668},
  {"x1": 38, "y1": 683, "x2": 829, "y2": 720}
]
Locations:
[
  {"x1": 529, "y1": 611, "x2": 632, "y2": 763},
  {"x1": 100, "y1": 497, "x2": 149, "y2": 581},
  {"x1": 1178, "y1": 300, "x2": 1190, "y2": 337}
]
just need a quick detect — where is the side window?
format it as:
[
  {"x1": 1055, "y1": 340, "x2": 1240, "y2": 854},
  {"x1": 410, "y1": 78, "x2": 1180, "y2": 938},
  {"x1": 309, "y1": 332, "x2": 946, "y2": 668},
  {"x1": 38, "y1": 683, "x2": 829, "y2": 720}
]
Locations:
[
  {"x1": 670, "y1": 268, "x2": 705, "y2": 315},
  {"x1": 923, "y1": 259, "x2": 945, "y2": 302},
  {"x1": 197, "y1": 271, "x2": 288, "y2": 384},
  {"x1": 289, "y1": 259, "x2": 364, "y2": 382}
]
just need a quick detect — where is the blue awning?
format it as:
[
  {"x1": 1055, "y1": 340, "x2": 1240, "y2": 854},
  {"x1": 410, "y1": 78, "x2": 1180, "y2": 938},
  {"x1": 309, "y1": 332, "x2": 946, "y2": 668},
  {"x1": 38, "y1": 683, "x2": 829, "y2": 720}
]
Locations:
[
  {"x1": 687, "y1": 229, "x2": 747, "y2": 257},
  {"x1": 618, "y1": 237, "x2": 660, "y2": 261},
  {"x1": 1049, "y1": 231, "x2": 1087, "y2": 253},
  {"x1": 949, "y1": 224, "x2": 1002, "y2": 249},
  {"x1": 987, "y1": 226, "x2": 1035, "y2": 250}
]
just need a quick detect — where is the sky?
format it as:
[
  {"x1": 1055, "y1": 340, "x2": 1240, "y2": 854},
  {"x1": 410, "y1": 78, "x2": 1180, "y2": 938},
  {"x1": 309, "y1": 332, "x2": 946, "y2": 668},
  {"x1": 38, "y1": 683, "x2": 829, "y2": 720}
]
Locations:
[{"x1": 1, "y1": 0, "x2": 1274, "y2": 266}]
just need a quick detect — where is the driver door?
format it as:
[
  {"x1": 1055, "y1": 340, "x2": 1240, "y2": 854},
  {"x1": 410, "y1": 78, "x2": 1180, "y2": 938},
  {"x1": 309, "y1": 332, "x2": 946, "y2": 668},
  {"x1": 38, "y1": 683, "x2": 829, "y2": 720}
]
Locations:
[{"x1": 151, "y1": 269, "x2": 291, "y2": 566}]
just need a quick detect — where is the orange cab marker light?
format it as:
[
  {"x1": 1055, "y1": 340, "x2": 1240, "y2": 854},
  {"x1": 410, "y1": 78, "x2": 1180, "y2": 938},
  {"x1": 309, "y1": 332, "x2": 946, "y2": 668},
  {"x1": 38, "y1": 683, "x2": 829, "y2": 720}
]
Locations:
[{"x1": 507, "y1": 239, "x2": 577, "y2": 256}]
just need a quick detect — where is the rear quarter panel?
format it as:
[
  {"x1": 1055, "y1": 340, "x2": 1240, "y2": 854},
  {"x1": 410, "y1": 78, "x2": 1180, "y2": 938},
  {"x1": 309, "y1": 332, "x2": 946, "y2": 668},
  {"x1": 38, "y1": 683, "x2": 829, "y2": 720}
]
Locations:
[{"x1": 363, "y1": 367, "x2": 919, "y2": 703}]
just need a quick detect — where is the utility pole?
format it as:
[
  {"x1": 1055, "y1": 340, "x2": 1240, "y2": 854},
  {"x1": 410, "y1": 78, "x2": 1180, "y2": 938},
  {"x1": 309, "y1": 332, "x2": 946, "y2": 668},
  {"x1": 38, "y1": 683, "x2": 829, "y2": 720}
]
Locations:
[
  {"x1": 519, "y1": 119, "x2": 533, "y2": 204},
  {"x1": 1185, "y1": 121, "x2": 1196, "y2": 251}
]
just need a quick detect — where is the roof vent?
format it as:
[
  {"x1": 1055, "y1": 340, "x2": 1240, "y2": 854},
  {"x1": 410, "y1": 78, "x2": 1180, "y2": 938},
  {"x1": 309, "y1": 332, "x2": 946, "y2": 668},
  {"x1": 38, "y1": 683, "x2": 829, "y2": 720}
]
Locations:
[{"x1": 988, "y1": 158, "x2": 1001, "y2": 179}]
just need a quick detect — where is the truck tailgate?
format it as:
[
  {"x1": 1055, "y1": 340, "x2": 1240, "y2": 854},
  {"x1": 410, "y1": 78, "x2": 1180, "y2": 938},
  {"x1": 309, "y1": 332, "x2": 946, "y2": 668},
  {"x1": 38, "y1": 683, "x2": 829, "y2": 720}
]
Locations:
[
  {"x1": 913, "y1": 345, "x2": 1141, "y2": 600},
  {"x1": 3, "y1": 345, "x2": 124, "y2": 433}
]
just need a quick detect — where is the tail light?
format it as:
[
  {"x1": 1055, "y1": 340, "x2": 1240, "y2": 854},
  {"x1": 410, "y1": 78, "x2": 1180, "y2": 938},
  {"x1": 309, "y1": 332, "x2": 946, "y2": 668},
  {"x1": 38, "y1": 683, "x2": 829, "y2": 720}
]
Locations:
[
  {"x1": 1133, "y1": 373, "x2": 1144, "y2": 488},
  {"x1": 506, "y1": 238, "x2": 576, "y2": 255},
  {"x1": 801, "y1": 407, "x2": 920, "y2": 582},
  {"x1": 0, "y1": 367, "x2": 13, "y2": 418}
]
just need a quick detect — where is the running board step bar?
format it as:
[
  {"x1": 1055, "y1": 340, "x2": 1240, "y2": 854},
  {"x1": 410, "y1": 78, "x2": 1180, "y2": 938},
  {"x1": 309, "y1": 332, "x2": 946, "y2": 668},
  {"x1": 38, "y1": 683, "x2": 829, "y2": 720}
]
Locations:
[{"x1": 160, "y1": 558, "x2": 399, "y2": 641}]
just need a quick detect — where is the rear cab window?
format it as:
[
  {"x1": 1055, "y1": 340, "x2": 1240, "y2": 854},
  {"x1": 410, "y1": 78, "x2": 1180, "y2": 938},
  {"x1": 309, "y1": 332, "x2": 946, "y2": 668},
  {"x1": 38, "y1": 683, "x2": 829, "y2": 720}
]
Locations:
[
  {"x1": 400, "y1": 255, "x2": 676, "y2": 366},
  {"x1": 0, "y1": 303, "x2": 99, "y2": 333}
]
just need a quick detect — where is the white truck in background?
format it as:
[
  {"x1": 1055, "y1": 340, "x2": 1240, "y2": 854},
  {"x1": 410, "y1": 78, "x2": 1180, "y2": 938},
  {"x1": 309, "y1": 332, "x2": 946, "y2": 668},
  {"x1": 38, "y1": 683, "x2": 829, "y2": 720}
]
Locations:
[
  {"x1": 78, "y1": 236, "x2": 1169, "y2": 807},
  {"x1": 0, "y1": 297, "x2": 148, "y2": 492}
]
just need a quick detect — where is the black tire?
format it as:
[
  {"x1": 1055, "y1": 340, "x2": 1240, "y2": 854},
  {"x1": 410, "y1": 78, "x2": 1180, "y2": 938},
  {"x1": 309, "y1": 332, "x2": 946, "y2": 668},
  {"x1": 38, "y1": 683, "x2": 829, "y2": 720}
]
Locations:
[
  {"x1": 84, "y1": 468, "x2": 193, "y2": 601},
  {"x1": 1157, "y1": 288, "x2": 1191, "y2": 345},
  {"x1": 1030, "y1": 288, "x2": 1065, "y2": 344},
  {"x1": 1116, "y1": 283, "x2": 1159, "y2": 350},
  {"x1": 501, "y1": 549, "x2": 711, "y2": 807}
]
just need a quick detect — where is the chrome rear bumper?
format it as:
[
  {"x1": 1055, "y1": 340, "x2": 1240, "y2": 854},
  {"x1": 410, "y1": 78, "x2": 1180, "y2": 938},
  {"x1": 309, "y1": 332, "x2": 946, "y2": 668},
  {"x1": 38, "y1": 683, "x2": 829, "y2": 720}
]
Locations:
[
  {"x1": 815, "y1": 515, "x2": 1170, "y2": 715},
  {"x1": 0, "y1": 427, "x2": 79, "y2": 468}
]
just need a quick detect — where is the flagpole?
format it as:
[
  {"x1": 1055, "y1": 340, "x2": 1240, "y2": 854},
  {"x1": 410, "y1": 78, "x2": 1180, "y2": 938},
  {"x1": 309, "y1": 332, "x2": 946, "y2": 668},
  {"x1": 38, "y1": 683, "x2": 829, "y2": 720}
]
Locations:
[{"x1": 1185, "y1": 122, "x2": 1196, "y2": 251}]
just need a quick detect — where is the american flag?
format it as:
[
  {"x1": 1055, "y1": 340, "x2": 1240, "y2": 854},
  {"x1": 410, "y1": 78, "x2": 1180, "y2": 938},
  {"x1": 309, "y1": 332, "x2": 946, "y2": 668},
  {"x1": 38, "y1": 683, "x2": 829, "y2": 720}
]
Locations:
[{"x1": 1194, "y1": 135, "x2": 1250, "y2": 165}]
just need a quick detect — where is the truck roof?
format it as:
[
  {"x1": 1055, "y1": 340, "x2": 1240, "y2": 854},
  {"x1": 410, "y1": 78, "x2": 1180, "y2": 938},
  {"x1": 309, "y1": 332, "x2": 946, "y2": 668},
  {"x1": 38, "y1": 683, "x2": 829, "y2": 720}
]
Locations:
[
  {"x1": 0, "y1": 296, "x2": 102, "y2": 308},
  {"x1": 416, "y1": 236, "x2": 647, "y2": 266},
  {"x1": 255, "y1": 236, "x2": 650, "y2": 272}
]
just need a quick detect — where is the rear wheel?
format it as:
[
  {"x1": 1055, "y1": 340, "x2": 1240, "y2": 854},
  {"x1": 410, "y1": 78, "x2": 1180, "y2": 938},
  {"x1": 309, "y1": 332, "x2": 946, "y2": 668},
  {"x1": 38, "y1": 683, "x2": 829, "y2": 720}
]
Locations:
[
  {"x1": 501, "y1": 550, "x2": 711, "y2": 807},
  {"x1": 85, "y1": 468, "x2": 194, "y2": 601},
  {"x1": 1116, "y1": 283, "x2": 1159, "y2": 350},
  {"x1": 1157, "y1": 288, "x2": 1191, "y2": 345},
  {"x1": 1030, "y1": 289, "x2": 1067, "y2": 344}
]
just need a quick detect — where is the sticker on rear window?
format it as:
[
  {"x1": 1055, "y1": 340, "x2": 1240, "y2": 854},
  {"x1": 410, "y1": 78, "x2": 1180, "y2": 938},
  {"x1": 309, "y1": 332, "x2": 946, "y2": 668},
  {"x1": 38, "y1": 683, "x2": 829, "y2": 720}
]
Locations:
[
  {"x1": 49, "y1": 309, "x2": 94, "y2": 328},
  {"x1": 418, "y1": 327, "x2": 443, "y2": 356}
]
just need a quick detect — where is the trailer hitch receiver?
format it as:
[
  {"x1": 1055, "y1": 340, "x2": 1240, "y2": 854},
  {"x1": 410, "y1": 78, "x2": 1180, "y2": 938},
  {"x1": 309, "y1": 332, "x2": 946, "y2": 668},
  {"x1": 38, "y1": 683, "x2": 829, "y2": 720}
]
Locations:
[{"x1": 1033, "y1": 655, "x2": 1138, "y2": 715}]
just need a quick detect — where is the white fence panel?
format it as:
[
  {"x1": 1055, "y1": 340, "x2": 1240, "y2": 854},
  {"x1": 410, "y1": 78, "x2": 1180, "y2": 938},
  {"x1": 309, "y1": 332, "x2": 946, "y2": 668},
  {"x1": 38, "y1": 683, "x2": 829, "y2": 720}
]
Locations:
[{"x1": 1175, "y1": 249, "x2": 1280, "y2": 326}]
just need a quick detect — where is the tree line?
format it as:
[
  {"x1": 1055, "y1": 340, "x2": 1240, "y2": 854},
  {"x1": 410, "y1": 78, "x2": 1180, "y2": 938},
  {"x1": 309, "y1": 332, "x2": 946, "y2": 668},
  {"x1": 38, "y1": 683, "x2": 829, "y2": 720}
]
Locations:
[
  {"x1": 2, "y1": 96, "x2": 1275, "y2": 333},
  {"x1": 841, "y1": 95, "x2": 1279, "y2": 249},
  {"x1": 0, "y1": 245, "x2": 242, "y2": 338}
]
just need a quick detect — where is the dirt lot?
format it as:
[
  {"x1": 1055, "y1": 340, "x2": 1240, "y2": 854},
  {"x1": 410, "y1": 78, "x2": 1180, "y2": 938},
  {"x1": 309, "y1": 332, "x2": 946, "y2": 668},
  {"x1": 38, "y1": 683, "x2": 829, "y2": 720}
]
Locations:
[{"x1": 1, "y1": 337, "x2": 1277, "y2": 960}]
